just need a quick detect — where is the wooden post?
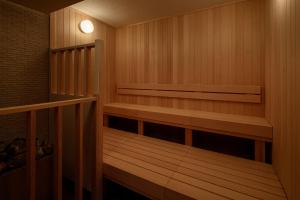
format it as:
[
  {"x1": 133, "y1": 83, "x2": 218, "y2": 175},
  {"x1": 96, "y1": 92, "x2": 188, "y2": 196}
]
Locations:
[
  {"x1": 255, "y1": 140, "x2": 266, "y2": 162},
  {"x1": 103, "y1": 114, "x2": 109, "y2": 127},
  {"x1": 92, "y1": 39, "x2": 104, "y2": 200},
  {"x1": 185, "y1": 129, "x2": 193, "y2": 146},
  {"x1": 75, "y1": 103, "x2": 84, "y2": 200},
  {"x1": 138, "y1": 120, "x2": 144, "y2": 135},
  {"x1": 26, "y1": 111, "x2": 36, "y2": 200},
  {"x1": 54, "y1": 107, "x2": 63, "y2": 200},
  {"x1": 92, "y1": 97, "x2": 102, "y2": 200}
]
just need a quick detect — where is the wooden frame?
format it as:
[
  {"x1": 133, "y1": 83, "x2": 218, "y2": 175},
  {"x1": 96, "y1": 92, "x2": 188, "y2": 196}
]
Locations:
[{"x1": 0, "y1": 96, "x2": 102, "y2": 200}]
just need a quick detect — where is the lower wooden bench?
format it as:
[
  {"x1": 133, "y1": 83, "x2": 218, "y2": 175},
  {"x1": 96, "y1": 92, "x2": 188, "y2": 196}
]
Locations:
[
  {"x1": 103, "y1": 127, "x2": 286, "y2": 200},
  {"x1": 104, "y1": 103, "x2": 273, "y2": 162}
]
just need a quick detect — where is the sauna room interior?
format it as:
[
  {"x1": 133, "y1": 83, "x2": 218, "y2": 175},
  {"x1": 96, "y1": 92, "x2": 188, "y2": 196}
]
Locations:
[{"x1": 0, "y1": 0, "x2": 299, "y2": 199}]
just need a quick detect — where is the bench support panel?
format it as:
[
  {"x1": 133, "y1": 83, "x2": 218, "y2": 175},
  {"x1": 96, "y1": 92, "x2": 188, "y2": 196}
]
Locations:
[
  {"x1": 138, "y1": 120, "x2": 144, "y2": 135},
  {"x1": 255, "y1": 140, "x2": 266, "y2": 162},
  {"x1": 185, "y1": 129, "x2": 193, "y2": 146}
]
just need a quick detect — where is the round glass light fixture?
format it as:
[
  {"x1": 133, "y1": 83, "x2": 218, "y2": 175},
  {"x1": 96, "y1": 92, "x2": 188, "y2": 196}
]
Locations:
[{"x1": 79, "y1": 20, "x2": 94, "y2": 34}]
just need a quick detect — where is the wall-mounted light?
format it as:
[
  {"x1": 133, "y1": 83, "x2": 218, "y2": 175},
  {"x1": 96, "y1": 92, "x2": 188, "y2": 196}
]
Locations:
[{"x1": 79, "y1": 20, "x2": 94, "y2": 34}]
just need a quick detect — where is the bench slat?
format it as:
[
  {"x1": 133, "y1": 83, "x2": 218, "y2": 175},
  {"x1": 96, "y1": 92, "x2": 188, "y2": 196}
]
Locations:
[{"x1": 103, "y1": 127, "x2": 286, "y2": 200}]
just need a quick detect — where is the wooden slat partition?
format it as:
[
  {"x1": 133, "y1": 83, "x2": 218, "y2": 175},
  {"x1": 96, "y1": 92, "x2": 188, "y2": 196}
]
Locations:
[
  {"x1": 0, "y1": 96, "x2": 101, "y2": 200},
  {"x1": 51, "y1": 43, "x2": 95, "y2": 52},
  {"x1": 50, "y1": 43, "x2": 96, "y2": 97},
  {"x1": 117, "y1": 84, "x2": 262, "y2": 103}
]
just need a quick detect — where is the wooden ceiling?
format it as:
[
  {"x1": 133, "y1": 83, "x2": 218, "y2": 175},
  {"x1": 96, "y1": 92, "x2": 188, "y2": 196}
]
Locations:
[
  {"x1": 72, "y1": 0, "x2": 237, "y2": 27},
  {"x1": 7, "y1": 0, "x2": 83, "y2": 13}
]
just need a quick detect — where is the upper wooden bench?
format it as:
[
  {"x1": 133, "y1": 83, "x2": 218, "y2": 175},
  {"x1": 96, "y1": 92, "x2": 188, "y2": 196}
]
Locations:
[{"x1": 104, "y1": 103, "x2": 273, "y2": 161}]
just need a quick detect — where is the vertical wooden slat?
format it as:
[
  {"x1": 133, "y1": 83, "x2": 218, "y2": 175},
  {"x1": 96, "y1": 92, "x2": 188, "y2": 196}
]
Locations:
[
  {"x1": 185, "y1": 128, "x2": 193, "y2": 146},
  {"x1": 74, "y1": 49, "x2": 80, "y2": 96},
  {"x1": 60, "y1": 51, "x2": 66, "y2": 95},
  {"x1": 91, "y1": 97, "x2": 102, "y2": 200},
  {"x1": 103, "y1": 114, "x2": 109, "y2": 127},
  {"x1": 69, "y1": 50, "x2": 75, "y2": 95},
  {"x1": 77, "y1": 49, "x2": 84, "y2": 96},
  {"x1": 51, "y1": 52, "x2": 58, "y2": 94},
  {"x1": 75, "y1": 103, "x2": 84, "y2": 200},
  {"x1": 138, "y1": 120, "x2": 144, "y2": 135},
  {"x1": 65, "y1": 51, "x2": 70, "y2": 95},
  {"x1": 86, "y1": 47, "x2": 94, "y2": 96},
  {"x1": 26, "y1": 111, "x2": 36, "y2": 200},
  {"x1": 54, "y1": 107, "x2": 63, "y2": 200},
  {"x1": 57, "y1": 52, "x2": 62, "y2": 95},
  {"x1": 255, "y1": 140, "x2": 266, "y2": 162}
]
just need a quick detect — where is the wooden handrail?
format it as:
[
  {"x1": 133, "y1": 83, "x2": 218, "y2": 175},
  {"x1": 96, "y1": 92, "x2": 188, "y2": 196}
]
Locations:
[
  {"x1": 0, "y1": 96, "x2": 101, "y2": 200},
  {"x1": 51, "y1": 43, "x2": 95, "y2": 53},
  {"x1": 0, "y1": 97, "x2": 96, "y2": 115}
]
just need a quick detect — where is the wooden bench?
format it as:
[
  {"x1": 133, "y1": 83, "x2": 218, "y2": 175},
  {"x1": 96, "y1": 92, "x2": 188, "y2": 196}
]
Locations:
[
  {"x1": 104, "y1": 103, "x2": 273, "y2": 162},
  {"x1": 103, "y1": 127, "x2": 286, "y2": 200}
]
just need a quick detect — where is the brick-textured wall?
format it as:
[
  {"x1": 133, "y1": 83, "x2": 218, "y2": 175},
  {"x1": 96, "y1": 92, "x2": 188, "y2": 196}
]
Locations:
[{"x1": 0, "y1": 0, "x2": 49, "y2": 143}]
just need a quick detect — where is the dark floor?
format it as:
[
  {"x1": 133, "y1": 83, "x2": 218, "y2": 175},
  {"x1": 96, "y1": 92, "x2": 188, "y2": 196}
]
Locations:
[{"x1": 63, "y1": 177, "x2": 149, "y2": 200}]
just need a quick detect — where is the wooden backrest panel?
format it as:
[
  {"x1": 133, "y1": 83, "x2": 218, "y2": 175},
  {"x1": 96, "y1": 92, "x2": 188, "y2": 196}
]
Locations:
[
  {"x1": 115, "y1": 0, "x2": 266, "y2": 116},
  {"x1": 117, "y1": 84, "x2": 262, "y2": 103},
  {"x1": 118, "y1": 84, "x2": 261, "y2": 94}
]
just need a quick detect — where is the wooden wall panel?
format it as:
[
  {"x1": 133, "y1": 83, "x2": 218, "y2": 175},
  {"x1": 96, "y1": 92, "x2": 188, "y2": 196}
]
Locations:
[
  {"x1": 265, "y1": 0, "x2": 300, "y2": 199},
  {"x1": 50, "y1": 7, "x2": 116, "y2": 102},
  {"x1": 115, "y1": 0, "x2": 265, "y2": 117}
]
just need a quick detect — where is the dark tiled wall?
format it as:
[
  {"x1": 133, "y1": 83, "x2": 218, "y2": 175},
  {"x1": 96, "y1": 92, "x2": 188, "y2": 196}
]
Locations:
[{"x1": 0, "y1": 0, "x2": 49, "y2": 143}]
